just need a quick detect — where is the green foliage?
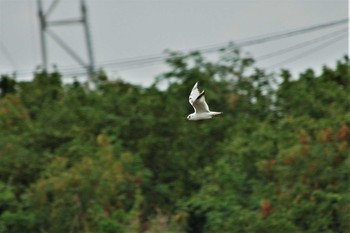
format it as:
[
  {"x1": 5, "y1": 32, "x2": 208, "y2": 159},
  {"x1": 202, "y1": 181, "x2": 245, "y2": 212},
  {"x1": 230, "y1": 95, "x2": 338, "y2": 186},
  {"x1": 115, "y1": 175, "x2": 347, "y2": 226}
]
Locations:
[
  {"x1": 26, "y1": 133, "x2": 149, "y2": 233},
  {"x1": 0, "y1": 48, "x2": 349, "y2": 232},
  {"x1": 0, "y1": 75, "x2": 16, "y2": 98}
]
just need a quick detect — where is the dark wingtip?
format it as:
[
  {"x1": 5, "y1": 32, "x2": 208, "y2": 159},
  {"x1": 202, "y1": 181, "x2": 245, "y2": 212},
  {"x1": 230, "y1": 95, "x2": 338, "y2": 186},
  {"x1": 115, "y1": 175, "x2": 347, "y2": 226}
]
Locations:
[{"x1": 196, "y1": 90, "x2": 205, "y2": 101}]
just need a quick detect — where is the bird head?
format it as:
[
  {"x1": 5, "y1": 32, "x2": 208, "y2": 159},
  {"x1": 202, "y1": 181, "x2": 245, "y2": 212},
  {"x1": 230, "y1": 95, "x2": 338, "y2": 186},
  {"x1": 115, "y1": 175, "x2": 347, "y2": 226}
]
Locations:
[{"x1": 187, "y1": 114, "x2": 194, "y2": 120}]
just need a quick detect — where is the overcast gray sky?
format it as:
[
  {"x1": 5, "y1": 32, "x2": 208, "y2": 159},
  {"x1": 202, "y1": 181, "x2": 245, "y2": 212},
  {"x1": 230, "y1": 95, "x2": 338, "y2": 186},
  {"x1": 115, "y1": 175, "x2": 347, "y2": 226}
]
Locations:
[{"x1": 0, "y1": 0, "x2": 348, "y2": 86}]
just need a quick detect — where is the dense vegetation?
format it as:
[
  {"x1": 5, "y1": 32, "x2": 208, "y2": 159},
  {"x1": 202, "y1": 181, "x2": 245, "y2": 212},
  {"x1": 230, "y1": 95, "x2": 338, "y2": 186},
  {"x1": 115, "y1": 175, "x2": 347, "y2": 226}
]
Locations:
[{"x1": 0, "y1": 48, "x2": 349, "y2": 233}]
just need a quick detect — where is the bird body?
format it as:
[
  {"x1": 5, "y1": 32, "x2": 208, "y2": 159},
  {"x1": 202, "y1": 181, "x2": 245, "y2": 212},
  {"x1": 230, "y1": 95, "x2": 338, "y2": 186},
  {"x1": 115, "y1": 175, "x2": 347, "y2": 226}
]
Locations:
[{"x1": 187, "y1": 82, "x2": 222, "y2": 121}]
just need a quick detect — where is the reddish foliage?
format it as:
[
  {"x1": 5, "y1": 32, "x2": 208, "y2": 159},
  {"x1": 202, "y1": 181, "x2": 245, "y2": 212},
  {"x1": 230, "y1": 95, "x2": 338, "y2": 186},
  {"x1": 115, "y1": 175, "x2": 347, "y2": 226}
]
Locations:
[
  {"x1": 260, "y1": 199, "x2": 273, "y2": 218},
  {"x1": 263, "y1": 159, "x2": 276, "y2": 179},
  {"x1": 282, "y1": 156, "x2": 296, "y2": 166},
  {"x1": 265, "y1": 159, "x2": 276, "y2": 169},
  {"x1": 299, "y1": 130, "x2": 310, "y2": 145},
  {"x1": 337, "y1": 124, "x2": 349, "y2": 141},
  {"x1": 1, "y1": 107, "x2": 8, "y2": 113},
  {"x1": 337, "y1": 142, "x2": 348, "y2": 153},
  {"x1": 323, "y1": 128, "x2": 334, "y2": 143},
  {"x1": 135, "y1": 175, "x2": 142, "y2": 186},
  {"x1": 316, "y1": 128, "x2": 335, "y2": 143}
]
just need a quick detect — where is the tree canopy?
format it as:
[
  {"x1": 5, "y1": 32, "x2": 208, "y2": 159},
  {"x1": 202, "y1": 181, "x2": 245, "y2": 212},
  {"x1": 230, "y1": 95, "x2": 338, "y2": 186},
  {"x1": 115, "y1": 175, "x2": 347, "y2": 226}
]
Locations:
[{"x1": 0, "y1": 48, "x2": 349, "y2": 233}]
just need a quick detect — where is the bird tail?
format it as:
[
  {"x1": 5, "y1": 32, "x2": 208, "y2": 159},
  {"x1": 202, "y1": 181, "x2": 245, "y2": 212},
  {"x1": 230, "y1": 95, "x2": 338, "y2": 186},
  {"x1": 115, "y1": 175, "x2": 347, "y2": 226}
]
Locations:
[{"x1": 210, "y1": 111, "x2": 223, "y2": 116}]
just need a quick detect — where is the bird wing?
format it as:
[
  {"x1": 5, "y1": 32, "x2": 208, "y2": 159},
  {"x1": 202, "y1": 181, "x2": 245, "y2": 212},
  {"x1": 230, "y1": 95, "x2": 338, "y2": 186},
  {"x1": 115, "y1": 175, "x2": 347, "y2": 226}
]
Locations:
[
  {"x1": 189, "y1": 82, "x2": 210, "y2": 113},
  {"x1": 192, "y1": 91, "x2": 210, "y2": 113},
  {"x1": 189, "y1": 82, "x2": 201, "y2": 105}
]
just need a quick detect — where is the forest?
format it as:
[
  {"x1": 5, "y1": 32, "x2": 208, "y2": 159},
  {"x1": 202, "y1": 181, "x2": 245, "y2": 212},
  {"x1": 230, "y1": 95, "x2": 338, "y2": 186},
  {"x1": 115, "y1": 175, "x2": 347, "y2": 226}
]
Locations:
[{"x1": 0, "y1": 47, "x2": 349, "y2": 233}]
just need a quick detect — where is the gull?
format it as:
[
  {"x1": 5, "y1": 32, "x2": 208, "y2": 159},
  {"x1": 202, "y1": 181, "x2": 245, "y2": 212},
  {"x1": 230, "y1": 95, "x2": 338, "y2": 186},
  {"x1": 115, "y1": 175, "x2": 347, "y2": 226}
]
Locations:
[{"x1": 187, "y1": 82, "x2": 222, "y2": 121}]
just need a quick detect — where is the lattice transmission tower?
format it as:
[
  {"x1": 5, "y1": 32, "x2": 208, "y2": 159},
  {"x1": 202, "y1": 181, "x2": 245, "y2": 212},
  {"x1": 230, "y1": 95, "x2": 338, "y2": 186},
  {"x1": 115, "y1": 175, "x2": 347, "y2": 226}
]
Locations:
[{"x1": 37, "y1": 0, "x2": 95, "y2": 78}]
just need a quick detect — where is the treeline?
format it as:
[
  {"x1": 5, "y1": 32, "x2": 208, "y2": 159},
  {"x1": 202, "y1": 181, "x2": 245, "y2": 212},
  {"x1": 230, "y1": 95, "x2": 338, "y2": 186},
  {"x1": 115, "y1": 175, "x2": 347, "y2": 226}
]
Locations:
[{"x1": 0, "y1": 48, "x2": 349, "y2": 233}]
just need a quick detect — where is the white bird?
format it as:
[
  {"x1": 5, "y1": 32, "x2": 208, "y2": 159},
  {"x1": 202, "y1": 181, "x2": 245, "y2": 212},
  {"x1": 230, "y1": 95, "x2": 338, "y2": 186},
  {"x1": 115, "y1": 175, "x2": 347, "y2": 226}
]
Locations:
[{"x1": 187, "y1": 82, "x2": 222, "y2": 121}]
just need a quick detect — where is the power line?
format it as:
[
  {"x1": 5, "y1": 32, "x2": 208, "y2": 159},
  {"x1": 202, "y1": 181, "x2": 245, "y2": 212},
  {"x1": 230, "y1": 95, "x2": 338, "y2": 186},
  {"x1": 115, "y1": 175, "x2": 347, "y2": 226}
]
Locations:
[
  {"x1": 269, "y1": 33, "x2": 347, "y2": 69},
  {"x1": 197, "y1": 18, "x2": 348, "y2": 53},
  {"x1": 92, "y1": 18, "x2": 349, "y2": 68},
  {"x1": 63, "y1": 30, "x2": 348, "y2": 76},
  {"x1": 62, "y1": 28, "x2": 349, "y2": 75},
  {"x1": 68, "y1": 18, "x2": 349, "y2": 73},
  {"x1": 12, "y1": 18, "x2": 349, "y2": 77},
  {"x1": 255, "y1": 28, "x2": 347, "y2": 61}
]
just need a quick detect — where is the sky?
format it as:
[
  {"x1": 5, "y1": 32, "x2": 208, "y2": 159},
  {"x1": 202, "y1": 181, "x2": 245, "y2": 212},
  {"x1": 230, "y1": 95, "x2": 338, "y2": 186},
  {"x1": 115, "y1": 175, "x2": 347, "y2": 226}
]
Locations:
[{"x1": 0, "y1": 0, "x2": 348, "y2": 86}]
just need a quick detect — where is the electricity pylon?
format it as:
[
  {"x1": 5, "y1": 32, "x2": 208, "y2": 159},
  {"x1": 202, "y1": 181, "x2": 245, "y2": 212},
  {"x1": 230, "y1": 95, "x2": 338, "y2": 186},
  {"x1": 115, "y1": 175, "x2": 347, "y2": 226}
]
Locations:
[{"x1": 37, "y1": 0, "x2": 95, "y2": 79}]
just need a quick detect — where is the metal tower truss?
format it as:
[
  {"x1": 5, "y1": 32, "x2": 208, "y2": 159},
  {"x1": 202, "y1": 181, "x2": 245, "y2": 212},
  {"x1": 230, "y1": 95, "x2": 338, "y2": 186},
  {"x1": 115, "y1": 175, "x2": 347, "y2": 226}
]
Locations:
[{"x1": 37, "y1": 0, "x2": 95, "y2": 78}]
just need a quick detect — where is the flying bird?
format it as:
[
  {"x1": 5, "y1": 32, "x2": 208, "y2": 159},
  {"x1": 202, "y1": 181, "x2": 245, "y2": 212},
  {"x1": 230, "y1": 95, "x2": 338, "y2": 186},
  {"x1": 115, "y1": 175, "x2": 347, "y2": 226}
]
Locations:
[{"x1": 187, "y1": 82, "x2": 222, "y2": 120}]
